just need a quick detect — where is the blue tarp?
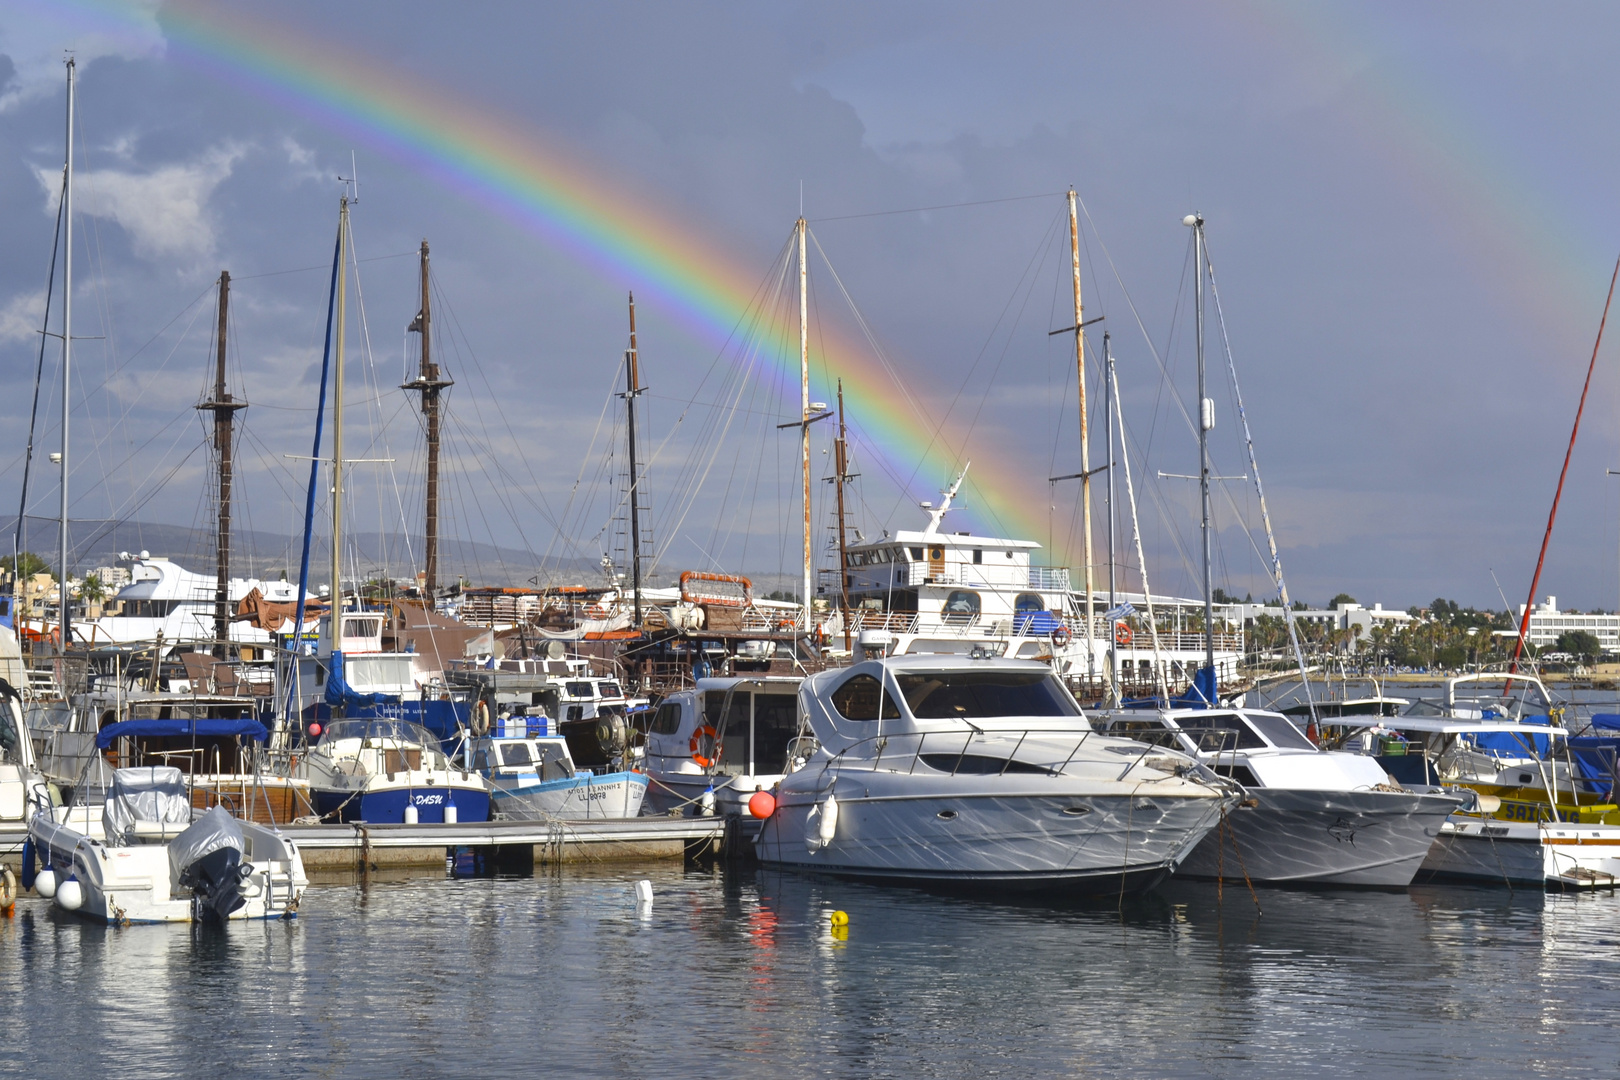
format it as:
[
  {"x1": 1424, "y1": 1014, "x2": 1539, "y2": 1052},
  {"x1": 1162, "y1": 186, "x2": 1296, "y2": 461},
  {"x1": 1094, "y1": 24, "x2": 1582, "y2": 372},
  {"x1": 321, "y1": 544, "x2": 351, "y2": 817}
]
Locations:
[
  {"x1": 1590, "y1": 713, "x2": 1620, "y2": 731},
  {"x1": 96, "y1": 717, "x2": 267, "y2": 749},
  {"x1": 323, "y1": 651, "x2": 393, "y2": 709},
  {"x1": 1014, "y1": 612, "x2": 1063, "y2": 636},
  {"x1": 1471, "y1": 713, "x2": 1551, "y2": 757},
  {"x1": 1569, "y1": 736, "x2": 1620, "y2": 800},
  {"x1": 1170, "y1": 665, "x2": 1219, "y2": 709}
]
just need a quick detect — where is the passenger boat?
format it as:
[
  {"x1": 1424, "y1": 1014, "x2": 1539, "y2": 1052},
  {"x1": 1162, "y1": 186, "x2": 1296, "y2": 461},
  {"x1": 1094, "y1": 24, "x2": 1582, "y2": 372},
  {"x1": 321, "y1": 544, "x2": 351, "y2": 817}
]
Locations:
[
  {"x1": 85, "y1": 554, "x2": 314, "y2": 649},
  {"x1": 467, "y1": 724, "x2": 647, "y2": 820},
  {"x1": 644, "y1": 676, "x2": 802, "y2": 816},
  {"x1": 755, "y1": 656, "x2": 1234, "y2": 891},
  {"x1": 296, "y1": 717, "x2": 490, "y2": 823},
  {"x1": 1095, "y1": 707, "x2": 1463, "y2": 886},
  {"x1": 25, "y1": 766, "x2": 306, "y2": 923}
]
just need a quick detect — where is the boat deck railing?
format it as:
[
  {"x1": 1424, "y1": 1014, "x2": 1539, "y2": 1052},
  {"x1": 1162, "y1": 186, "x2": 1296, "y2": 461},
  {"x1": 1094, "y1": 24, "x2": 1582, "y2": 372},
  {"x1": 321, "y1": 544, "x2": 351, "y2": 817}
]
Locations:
[{"x1": 798, "y1": 724, "x2": 1199, "y2": 782}]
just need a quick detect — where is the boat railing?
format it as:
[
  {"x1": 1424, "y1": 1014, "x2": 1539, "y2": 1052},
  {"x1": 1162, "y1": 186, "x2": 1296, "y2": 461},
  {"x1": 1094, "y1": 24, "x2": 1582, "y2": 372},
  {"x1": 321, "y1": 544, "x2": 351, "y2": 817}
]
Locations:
[{"x1": 805, "y1": 724, "x2": 1193, "y2": 781}]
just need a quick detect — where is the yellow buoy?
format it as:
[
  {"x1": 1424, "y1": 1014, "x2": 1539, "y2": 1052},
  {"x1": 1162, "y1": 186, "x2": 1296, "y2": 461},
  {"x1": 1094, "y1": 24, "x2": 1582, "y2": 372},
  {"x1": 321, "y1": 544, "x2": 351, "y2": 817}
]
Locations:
[{"x1": 829, "y1": 910, "x2": 849, "y2": 927}]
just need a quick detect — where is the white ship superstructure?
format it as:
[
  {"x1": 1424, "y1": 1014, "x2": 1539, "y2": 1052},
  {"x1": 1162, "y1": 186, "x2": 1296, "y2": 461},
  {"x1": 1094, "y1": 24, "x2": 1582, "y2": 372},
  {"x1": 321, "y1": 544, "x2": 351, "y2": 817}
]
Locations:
[{"x1": 87, "y1": 555, "x2": 312, "y2": 649}]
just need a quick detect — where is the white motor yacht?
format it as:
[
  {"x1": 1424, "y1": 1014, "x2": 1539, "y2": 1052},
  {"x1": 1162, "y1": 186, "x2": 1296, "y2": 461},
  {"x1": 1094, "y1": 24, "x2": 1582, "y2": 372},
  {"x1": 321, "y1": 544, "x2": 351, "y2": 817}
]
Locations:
[
  {"x1": 26, "y1": 766, "x2": 307, "y2": 924},
  {"x1": 1095, "y1": 707, "x2": 1463, "y2": 887},
  {"x1": 644, "y1": 676, "x2": 802, "y2": 816},
  {"x1": 755, "y1": 656, "x2": 1234, "y2": 892}
]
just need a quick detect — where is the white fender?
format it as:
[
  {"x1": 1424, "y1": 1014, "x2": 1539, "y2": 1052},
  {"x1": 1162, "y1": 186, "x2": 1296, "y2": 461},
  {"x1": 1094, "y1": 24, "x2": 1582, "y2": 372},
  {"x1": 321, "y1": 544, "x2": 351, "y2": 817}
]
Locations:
[
  {"x1": 34, "y1": 867, "x2": 57, "y2": 899},
  {"x1": 806, "y1": 793, "x2": 839, "y2": 852},
  {"x1": 56, "y1": 877, "x2": 83, "y2": 911}
]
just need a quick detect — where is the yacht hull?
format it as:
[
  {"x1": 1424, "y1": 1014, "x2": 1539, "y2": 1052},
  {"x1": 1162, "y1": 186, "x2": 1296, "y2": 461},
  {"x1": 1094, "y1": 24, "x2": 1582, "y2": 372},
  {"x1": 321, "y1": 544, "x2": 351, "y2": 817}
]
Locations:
[
  {"x1": 647, "y1": 772, "x2": 780, "y2": 818},
  {"x1": 1176, "y1": 789, "x2": 1460, "y2": 887},
  {"x1": 1417, "y1": 817, "x2": 1620, "y2": 888},
  {"x1": 313, "y1": 783, "x2": 491, "y2": 824},
  {"x1": 491, "y1": 771, "x2": 648, "y2": 820},
  {"x1": 757, "y1": 785, "x2": 1227, "y2": 892}
]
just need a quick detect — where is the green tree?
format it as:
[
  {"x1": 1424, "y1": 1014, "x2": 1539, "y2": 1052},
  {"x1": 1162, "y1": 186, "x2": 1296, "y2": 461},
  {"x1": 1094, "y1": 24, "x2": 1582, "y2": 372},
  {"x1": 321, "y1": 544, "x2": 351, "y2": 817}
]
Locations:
[
  {"x1": 0, "y1": 552, "x2": 53, "y2": 580},
  {"x1": 1328, "y1": 592, "x2": 1357, "y2": 608},
  {"x1": 78, "y1": 573, "x2": 106, "y2": 605},
  {"x1": 1555, "y1": 629, "x2": 1602, "y2": 659}
]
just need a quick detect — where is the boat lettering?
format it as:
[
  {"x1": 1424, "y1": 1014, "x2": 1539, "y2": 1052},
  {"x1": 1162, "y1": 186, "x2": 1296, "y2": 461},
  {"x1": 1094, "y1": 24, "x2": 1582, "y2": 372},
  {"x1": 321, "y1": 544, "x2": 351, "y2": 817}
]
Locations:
[{"x1": 412, "y1": 793, "x2": 445, "y2": 806}]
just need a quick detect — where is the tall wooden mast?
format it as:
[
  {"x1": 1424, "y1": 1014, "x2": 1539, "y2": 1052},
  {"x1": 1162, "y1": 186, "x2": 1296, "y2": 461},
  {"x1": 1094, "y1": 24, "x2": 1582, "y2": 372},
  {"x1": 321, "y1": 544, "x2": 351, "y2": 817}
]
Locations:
[
  {"x1": 198, "y1": 271, "x2": 247, "y2": 658},
  {"x1": 404, "y1": 240, "x2": 451, "y2": 601},
  {"x1": 1068, "y1": 189, "x2": 1096, "y2": 686},
  {"x1": 623, "y1": 292, "x2": 646, "y2": 626},
  {"x1": 58, "y1": 57, "x2": 74, "y2": 648},
  {"x1": 329, "y1": 197, "x2": 349, "y2": 649}
]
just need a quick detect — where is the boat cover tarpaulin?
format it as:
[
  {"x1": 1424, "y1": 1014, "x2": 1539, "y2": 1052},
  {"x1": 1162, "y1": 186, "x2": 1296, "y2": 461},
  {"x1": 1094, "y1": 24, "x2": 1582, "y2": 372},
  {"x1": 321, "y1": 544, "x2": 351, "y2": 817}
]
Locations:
[
  {"x1": 324, "y1": 651, "x2": 394, "y2": 709},
  {"x1": 1470, "y1": 714, "x2": 1551, "y2": 757},
  {"x1": 167, "y1": 805, "x2": 245, "y2": 878},
  {"x1": 102, "y1": 766, "x2": 193, "y2": 841},
  {"x1": 1569, "y1": 736, "x2": 1620, "y2": 800},
  {"x1": 1590, "y1": 713, "x2": 1620, "y2": 731},
  {"x1": 96, "y1": 717, "x2": 267, "y2": 748}
]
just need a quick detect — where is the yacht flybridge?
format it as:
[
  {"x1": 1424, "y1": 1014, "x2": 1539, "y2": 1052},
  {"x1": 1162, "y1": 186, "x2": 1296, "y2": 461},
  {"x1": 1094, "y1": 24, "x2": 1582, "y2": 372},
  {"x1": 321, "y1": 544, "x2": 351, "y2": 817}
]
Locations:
[
  {"x1": 85, "y1": 555, "x2": 314, "y2": 649},
  {"x1": 755, "y1": 656, "x2": 1234, "y2": 891}
]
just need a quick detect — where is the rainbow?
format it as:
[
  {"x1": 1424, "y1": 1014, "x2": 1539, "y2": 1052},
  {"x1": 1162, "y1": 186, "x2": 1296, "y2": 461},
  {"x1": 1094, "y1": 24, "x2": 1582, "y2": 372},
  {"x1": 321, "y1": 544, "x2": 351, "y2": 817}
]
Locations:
[{"x1": 52, "y1": 0, "x2": 1069, "y2": 556}]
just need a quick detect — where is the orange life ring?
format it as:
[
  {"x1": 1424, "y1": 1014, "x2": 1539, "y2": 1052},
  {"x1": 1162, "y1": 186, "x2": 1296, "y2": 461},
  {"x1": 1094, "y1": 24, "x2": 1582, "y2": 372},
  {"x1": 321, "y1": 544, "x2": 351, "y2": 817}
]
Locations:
[
  {"x1": 1115, "y1": 621, "x2": 1133, "y2": 647},
  {"x1": 690, "y1": 724, "x2": 721, "y2": 768}
]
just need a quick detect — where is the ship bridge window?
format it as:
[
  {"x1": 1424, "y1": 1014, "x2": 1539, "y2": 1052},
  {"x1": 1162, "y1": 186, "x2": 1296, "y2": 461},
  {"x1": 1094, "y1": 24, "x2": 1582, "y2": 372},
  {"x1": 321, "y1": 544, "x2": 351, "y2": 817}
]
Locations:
[
  {"x1": 600, "y1": 683, "x2": 623, "y2": 699},
  {"x1": 896, "y1": 671, "x2": 1080, "y2": 719},
  {"x1": 830, "y1": 674, "x2": 901, "y2": 721},
  {"x1": 908, "y1": 547, "x2": 923, "y2": 560},
  {"x1": 651, "y1": 702, "x2": 683, "y2": 735},
  {"x1": 501, "y1": 742, "x2": 533, "y2": 767},
  {"x1": 1014, "y1": 593, "x2": 1045, "y2": 614},
  {"x1": 943, "y1": 591, "x2": 981, "y2": 619},
  {"x1": 1242, "y1": 712, "x2": 1317, "y2": 751},
  {"x1": 1176, "y1": 713, "x2": 1268, "y2": 752},
  {"x1": 565, "y1": 682, "x2": 596, "y2": 698}
]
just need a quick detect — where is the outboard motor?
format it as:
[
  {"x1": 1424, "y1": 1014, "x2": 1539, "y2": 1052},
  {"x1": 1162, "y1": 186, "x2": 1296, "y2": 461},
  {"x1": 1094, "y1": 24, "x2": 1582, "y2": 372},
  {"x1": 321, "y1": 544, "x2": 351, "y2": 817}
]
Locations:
[{"x1": 169, "y1": 806, "x2": 250, "y2": 921}]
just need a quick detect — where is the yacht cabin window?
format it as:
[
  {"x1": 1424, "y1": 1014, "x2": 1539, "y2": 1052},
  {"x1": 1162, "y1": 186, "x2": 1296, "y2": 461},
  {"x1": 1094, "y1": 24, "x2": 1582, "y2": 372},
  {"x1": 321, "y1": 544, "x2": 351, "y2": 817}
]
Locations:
[
  {"x1": 650, "y1": 702, "x2": 683, "y2": 735},
  {"x1": 1014, "y1": 593, "x2": 1045, "y2": 614},
  {"x1": 1242, "y1": 712, "x2": 1318, "y2": 751},
  {"x1": 942, "y1": 591, "x2": 980, "y2": 619},
  {"x1": 830, "y1": 674, "x2": 901, "y2": 721},
  {"x1": 565, "y1": 682, "x2": 595, "y2": 699},
  {"x1": 896, "y1": 671, "x2": 1080, "y2": 719},
  {"x1": 501, "y1": 742, "x2": 533, "y2": 766},
  {"x1": 600, "y1": 683, "x2": 623, "y2": 699}
]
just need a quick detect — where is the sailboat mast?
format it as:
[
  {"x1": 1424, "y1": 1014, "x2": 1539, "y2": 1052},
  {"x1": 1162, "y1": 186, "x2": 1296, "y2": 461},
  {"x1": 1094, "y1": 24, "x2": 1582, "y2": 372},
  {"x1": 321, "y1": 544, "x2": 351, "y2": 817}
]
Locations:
[
  {"x1": 419, "y1": 241, "x2": 438, "y2": 600},
  {"x1": 834, "y1": 379, "x2": 851, "y2": 651},
  {"x1": 58, "y1": 57, "x2": 74, "y2": 648},
  {"x1": 1068, "y1": 190, "x2": 1095, "y2": 686},
  {"x1": 1104, "y1": 330, "x2": 1118, "y2": 703},
  {"x1": 798, "y1": 216, "x2": 811, "y2": 635},
  {"x1": 625, "y1": 292, "x2": 644, "y2": 626},
  {"x1": 1190, "y1": 212, "x2": 1215, "y2": 675},
  {"x1": 200, "y1": 271, "x2": 247, "y2": 658},
  {"x1": 330, "y1": 196, "x2": 349, "y2": 647}
]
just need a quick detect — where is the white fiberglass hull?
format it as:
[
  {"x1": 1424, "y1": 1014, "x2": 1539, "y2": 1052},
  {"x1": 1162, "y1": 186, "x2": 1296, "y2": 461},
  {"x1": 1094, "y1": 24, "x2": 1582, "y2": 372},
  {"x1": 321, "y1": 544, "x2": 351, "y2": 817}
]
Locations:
[
  {"x1": 28, "y1": 813, "x2": 307, "y2": 925},
  {"x1": 491, "y1": 771, "x2": 649, "y2": 820},
  {"x1": 1176, "y1": 789, "x2": 1462, "y2": 888},
  {"x1": 646, "y1": 771, "x2": 783, "y2": 818},
  {"x1": 757, "y1": 778, "x2": 1229, "y2": 892},
  {"x1": 1418, "y1": 816, "x2": 1620, "y2": 888}
]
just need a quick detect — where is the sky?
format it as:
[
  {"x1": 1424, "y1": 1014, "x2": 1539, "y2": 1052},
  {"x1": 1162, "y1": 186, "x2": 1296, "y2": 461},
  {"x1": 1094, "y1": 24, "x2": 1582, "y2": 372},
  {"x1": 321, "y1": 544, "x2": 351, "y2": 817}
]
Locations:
[{"x1": 3, "y1": 0, "x2": 1620, "y2": 612}]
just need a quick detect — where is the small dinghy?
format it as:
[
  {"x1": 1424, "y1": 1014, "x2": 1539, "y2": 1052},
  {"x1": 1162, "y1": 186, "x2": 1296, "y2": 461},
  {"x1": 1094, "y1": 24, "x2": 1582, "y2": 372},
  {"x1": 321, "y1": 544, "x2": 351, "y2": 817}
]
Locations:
[{"x1": 26, "y1": 766, "x2": 307, "y2": 924}]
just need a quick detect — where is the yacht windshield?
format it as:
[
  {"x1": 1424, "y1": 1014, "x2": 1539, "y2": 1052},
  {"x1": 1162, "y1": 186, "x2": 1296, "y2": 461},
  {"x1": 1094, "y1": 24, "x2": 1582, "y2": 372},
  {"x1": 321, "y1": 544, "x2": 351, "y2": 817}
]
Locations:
[
  {"x1": 318, "y1": 718, "x2": 437, "y2": 747},
  {"x1": 1243, "y1": 712, "x2": 1318, "y2": 751},
  {"x1": 895, "y1": 670, "x2": 1079, "y2": 719}
]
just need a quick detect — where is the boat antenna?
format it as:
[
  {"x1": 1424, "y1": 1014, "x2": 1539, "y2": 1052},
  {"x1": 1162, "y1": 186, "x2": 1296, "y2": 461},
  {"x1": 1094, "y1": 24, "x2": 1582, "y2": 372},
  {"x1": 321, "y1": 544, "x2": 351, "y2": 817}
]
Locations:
[
  {"x1": 1506, "y1": 249, "x2": 1620, "y2": 691},
  {"x1": 198, "y1": 271, "x2": 247, "y2": 659}
]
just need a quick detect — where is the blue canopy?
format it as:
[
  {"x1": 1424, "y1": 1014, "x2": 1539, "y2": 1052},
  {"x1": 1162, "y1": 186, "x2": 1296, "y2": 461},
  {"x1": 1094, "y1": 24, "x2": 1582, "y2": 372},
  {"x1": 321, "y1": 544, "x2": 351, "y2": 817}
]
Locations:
[
  {"x1": 1590, "y1": 713, "x2": 1620, "y2": 732},
  {"x1": 1569, "y1": 736, "x2": 1620, "y2": 800},
  {"x1": 1471, "y1": 713, "x2": 1551, "y2": 757},
  {"x1": 1170, "y1": 665, "x2": 1219, "y2": 709},
  {"x1": 97, "y1": 717, "x2": 267, "y2": 749}
]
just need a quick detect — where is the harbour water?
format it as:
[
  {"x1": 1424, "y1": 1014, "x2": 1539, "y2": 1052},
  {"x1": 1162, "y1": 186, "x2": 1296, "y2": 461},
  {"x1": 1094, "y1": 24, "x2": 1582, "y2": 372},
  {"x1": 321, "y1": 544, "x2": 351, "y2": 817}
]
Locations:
[{"x1": 4, "y1": 864, "x2": 1619, "y2": 1078}]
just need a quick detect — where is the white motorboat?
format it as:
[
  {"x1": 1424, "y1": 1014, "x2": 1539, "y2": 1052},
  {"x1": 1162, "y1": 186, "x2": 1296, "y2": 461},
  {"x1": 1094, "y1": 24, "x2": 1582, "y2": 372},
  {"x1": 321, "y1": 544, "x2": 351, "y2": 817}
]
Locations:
[
  {"x1": 25, "y1": 766, "x2": 307, "y2": 924},
  {"x1": 755, "y1": 656, "x2": 1234, "y2": 892},
  {"x1": 643, "y1": 676, "x2": 802, "y2": 816},
  {"x1": 0, "y1": 637, "x2": 51, "y2": 825},
  {"x1": 467, "y1": 731, "x2": 648, "y2": 820},
  {"x1": 1095, "y1": 707, "x2": 1463, "y2": 887}
]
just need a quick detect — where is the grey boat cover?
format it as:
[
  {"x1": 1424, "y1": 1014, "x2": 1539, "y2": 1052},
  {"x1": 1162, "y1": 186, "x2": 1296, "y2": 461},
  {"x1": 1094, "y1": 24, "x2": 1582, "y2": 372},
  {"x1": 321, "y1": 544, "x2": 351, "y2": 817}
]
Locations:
[
  {"x1": 102, "y1": 766, "x2": 193, "y2": 844},
  {"x1": 167, "y1": 805, "x2": 245, "y2": 878}
]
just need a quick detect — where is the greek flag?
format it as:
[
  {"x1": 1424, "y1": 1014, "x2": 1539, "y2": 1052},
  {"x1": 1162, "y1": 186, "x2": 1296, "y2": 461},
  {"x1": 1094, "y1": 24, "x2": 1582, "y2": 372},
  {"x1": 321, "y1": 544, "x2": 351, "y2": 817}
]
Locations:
[{"x1": 1103, "y1": 602, "x2": 1136, "y2": 622}]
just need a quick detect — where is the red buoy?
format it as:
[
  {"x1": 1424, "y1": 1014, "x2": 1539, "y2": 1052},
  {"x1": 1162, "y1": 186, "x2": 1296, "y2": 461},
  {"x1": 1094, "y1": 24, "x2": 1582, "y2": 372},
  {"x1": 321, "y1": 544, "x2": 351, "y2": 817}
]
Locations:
[
  {"x1": 307, "y1": 722, "x2": 323, "y2": 739},
  {"x1": 748, "y1": 790, "x2": 776, "y2": 819}
]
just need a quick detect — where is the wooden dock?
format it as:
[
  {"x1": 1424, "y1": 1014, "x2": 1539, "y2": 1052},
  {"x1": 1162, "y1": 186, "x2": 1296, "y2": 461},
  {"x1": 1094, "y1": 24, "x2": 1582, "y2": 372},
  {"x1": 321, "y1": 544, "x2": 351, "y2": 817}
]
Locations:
[{"x1": 0, "y1": 815, "x2": 762, "y2": 878}]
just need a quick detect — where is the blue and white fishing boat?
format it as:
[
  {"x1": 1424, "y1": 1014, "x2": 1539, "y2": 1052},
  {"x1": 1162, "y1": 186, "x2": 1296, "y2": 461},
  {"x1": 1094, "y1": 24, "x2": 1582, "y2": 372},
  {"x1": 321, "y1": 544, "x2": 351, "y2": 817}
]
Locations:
[
  {"x1": 467, "y1": 718, "x2": 647, "y2": 820},
  {"x1": 298, "y1": 716, "x2": 489, "y2": 823}
]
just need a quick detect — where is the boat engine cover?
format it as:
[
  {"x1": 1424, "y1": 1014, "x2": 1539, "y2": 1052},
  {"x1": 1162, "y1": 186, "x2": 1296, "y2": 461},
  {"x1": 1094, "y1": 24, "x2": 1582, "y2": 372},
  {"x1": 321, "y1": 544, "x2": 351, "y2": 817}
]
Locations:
[{"x1": 169, "y1": 806, "x2": 249, "y2": 919}]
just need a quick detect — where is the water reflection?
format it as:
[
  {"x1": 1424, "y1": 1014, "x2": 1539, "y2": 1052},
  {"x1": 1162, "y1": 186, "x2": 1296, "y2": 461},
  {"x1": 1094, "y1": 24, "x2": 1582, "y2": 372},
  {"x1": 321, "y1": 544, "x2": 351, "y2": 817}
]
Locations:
[{"x1": 4, "y1": 867, "x2": 1619, "y2": 1078}]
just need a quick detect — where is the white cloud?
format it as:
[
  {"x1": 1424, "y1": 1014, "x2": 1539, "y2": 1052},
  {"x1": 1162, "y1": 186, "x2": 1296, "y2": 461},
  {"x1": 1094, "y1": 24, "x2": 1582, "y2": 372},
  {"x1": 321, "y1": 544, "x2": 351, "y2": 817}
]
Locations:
[
  {"x1": 0, "y1": 1, "x2": 166, "y2": 112},
  {"x1": 0, "y1": 289, "x2": 46, "y2": 344},
  {"x1": 34, "y1": 144, "x2": 247, "y2": 261}
]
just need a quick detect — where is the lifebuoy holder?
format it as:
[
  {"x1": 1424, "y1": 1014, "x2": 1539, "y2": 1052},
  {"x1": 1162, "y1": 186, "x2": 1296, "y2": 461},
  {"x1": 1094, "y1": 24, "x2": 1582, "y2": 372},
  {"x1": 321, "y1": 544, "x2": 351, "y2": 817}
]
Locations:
[{"x1": 690, "y1": 723, "x2": 721, "y2": 768}]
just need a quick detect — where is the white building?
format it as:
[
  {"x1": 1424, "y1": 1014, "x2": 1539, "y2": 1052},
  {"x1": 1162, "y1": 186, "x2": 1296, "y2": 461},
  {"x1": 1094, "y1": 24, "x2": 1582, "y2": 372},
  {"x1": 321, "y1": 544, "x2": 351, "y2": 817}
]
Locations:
[{"x1": 1509, "y1": 596, "x2": 1620, "y2": 653}]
